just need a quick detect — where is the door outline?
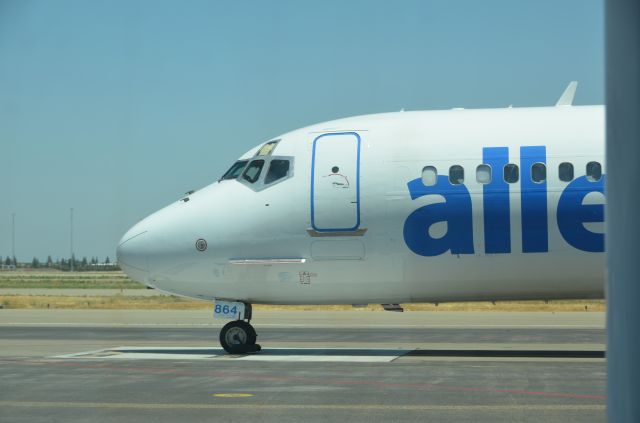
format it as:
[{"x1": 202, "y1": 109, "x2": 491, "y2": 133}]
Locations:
[{"x1": 310, "y1": 132, "x2": 361, "y2": 232}]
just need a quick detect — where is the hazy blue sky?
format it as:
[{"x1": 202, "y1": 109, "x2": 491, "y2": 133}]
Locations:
[{"x1": 0, "y1": 0, "x2": 603, "y2": 262}]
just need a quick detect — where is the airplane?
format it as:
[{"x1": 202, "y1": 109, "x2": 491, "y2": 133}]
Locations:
[{"x1": 116, "y1": 82, "x2": 605, "y2": 353}]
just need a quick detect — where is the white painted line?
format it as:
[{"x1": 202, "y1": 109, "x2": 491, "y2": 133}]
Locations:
[
  {"x1": 110, "y1": 346, "x2": 216, "y2": 351},
  {"x1": 106, "y1": 353, "x2": 220, "y2": 360},
  {"x1": 53, "y1": 346, "x2": 404, "y2": 363},
  {"x1": 54, "y1": 347, "x2": 127, "y2": 359},
  {"x1": 236, "y1": 354, "x2": 395, "y2": 363}
]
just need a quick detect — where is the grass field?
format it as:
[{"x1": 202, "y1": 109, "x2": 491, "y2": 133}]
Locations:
[
  {"x1": 0, "y1": 270, "x2": 605, "y2": 311},
  {"x1": 0, "y1": 270, "x2": 142, "y2": 289},
  {"x1": 0, "y1": 295, "x2": 205, "y2": 310},
  {"x1": 0, "y1": 295, "x2": 605, "y2": 311}
]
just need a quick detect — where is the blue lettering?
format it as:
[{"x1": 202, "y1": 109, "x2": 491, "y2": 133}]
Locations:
[
  {"x1": 403, "y1": 176, "x2": 474, "y2": 256},
  {"x1": 520, "y1": 146, "x2": 549, "y2": 252},
  {"x1": 483, "y1": 147, "x2": 511, "y2": 253},
  {"x1": 557, "y1": 176, "x2": 605, "y2": 252},
  {"x1": 403, "y1": 146, "x2": 605, "y2": 256}
]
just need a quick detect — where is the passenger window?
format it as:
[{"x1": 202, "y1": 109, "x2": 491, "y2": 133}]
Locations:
[
  {"x1": 586, "y1": 161, "x2": 602, "y2": 182},
  {"x1": 242, "y1": 160, "x2": 265, "y2": 183},
  {"x1": 449, "y1": 165, "x2": 464, "y2": 185},
  {"x1": 476, "y1": 164, "x2": 492, "y2": 184},
  {"x1": 531, "y1": 163, "x2": 546, "y2": 183},
  {"x1": 422, "y1": 166, "x2": 437, "y2": 186},
  {"x1": 559, "y1": 162, "x2": 574, "y2": 182},
  {"x1": 504, "y1": 164, "x2": 519, "y2": 183},
  {"x1": 265, "y1": 159, "x2": 290, "y2": 184},
  {"x1": 220, "y1": 160, "x2": 248, "y2": 181}
]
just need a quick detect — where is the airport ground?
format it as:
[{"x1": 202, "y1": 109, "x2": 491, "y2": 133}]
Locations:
[
  {"x1": 0, "y1": 271, "x2": 606, "y2": 311},
  {"x1": 0, "y1": 309, "x2": 605, "y2": 423}
]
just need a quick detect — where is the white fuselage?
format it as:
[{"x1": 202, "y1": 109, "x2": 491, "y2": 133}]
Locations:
[{"x1": 117, "y1": 106, "x2": 605, "y2": 304}]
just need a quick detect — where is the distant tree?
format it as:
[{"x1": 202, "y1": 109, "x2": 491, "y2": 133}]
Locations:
[
  {"x1": 4, "y1": 257, "x2": 11, "y2": 266},
  {"x1": 11, "y1": 256, "x2": 17, "y2": 266},
  {"x1": 46, "y1": 256, "x2": 53, "y2": 267},
  {"x1": 105, "y1": 256, "x2": 111, "y2": 264},
  {"x1": 31, "y1": 257, "x2": 40, "y2": 268},
  {"x1": 81, "y1": 257, "x2": 88, "y2": 268}
]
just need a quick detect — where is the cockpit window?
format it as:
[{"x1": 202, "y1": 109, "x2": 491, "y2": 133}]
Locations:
[
  {"x1": 236, "y1": 155, "x2": 294, "y2": 191},
  {"x1": 242, "y1": 159, "x2": 265, "y2": 183},
  {"x1": 220, "y1": 160, "x2": 248, "y2": 181},
  {"x1": 264, "y1": 159, "x2": 290, "y2": 184},
  {"x1": 256, "y1": 140, "x2": 279, "y2": 156}
]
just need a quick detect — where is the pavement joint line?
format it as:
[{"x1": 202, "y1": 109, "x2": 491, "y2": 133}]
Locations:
[
  {"x1": 0, "y1": 323, "x2": 605, "y2": 329},
  {"x1": 0, "y1": 401, "x2": 606, "y2": 411}
]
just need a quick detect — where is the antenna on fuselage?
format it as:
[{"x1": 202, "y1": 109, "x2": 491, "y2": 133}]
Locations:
[{"x1": 556, "y1": 81, "x2": 578, "y2": 106}]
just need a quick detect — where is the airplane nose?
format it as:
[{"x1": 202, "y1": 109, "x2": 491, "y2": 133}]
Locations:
[{"x1": 117, "y1": 229, "x2": 150, "y2": 284}]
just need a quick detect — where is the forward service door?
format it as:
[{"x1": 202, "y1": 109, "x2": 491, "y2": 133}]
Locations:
[{"x1": 311, "y1": 132, "x2": 361, "y2": 232}]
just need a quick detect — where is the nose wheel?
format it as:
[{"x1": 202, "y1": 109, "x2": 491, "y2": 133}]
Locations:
[{"x1": 219, "y1": 320, "x2": 261, "y2": 354}]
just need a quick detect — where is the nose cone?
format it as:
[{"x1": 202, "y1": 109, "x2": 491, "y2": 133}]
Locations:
[{"x1": 117, "y1": 227, "x2": 150, "y2": 284}]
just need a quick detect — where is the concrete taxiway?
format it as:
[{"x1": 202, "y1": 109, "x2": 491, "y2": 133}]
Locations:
[{"x1": 0, "y1": 310, "x2": 605, "y2": 422}]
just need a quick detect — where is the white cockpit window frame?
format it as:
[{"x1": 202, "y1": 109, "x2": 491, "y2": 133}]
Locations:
[{"x1": 238, "y1": 155, "x2": 295, "y2": 191}]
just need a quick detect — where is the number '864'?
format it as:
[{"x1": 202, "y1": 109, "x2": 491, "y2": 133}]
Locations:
[{"x1": 215, "y1": 304, "x2": 237, "y2": 314}]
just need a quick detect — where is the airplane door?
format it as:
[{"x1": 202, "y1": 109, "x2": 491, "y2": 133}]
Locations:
[{"x1": 311, "y1": 132, "x2": 361, "y2": 232}]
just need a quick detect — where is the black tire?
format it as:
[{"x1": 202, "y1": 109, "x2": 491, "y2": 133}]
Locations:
[{"x1": 219, "y1": 321, "x2": 257, "y2": 353}]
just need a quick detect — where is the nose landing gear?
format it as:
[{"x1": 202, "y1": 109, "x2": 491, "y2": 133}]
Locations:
[{"x1": 218, "y1": 303, "x2": 261, "y2": 354}]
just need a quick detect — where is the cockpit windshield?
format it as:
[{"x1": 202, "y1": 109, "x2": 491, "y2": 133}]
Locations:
[
  {"x1": 264, "y1": 159, "x2": 290, "y2": 184},
  {"x1": 242, "y1": 160, "x2": 265, "y2": 183},
  {"x1": 221, "y1": 152, "x2": 294, "y2": 191},
  {"x1": 220, "y1": 160, "x2": 248, "y2": 181}
]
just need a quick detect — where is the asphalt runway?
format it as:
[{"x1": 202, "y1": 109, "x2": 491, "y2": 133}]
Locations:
[{"x1": 0, "y1": 310, "x2": 606, "y2": 422}]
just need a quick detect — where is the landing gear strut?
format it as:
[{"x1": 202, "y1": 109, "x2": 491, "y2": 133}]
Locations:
[{"x1": 219, "y1": 303, "x2": 261, "y2": 354}]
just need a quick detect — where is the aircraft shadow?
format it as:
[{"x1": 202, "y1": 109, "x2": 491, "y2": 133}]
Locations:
[{"x1": 407, "y1": 349, "x2": 605, "y2": 358}]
